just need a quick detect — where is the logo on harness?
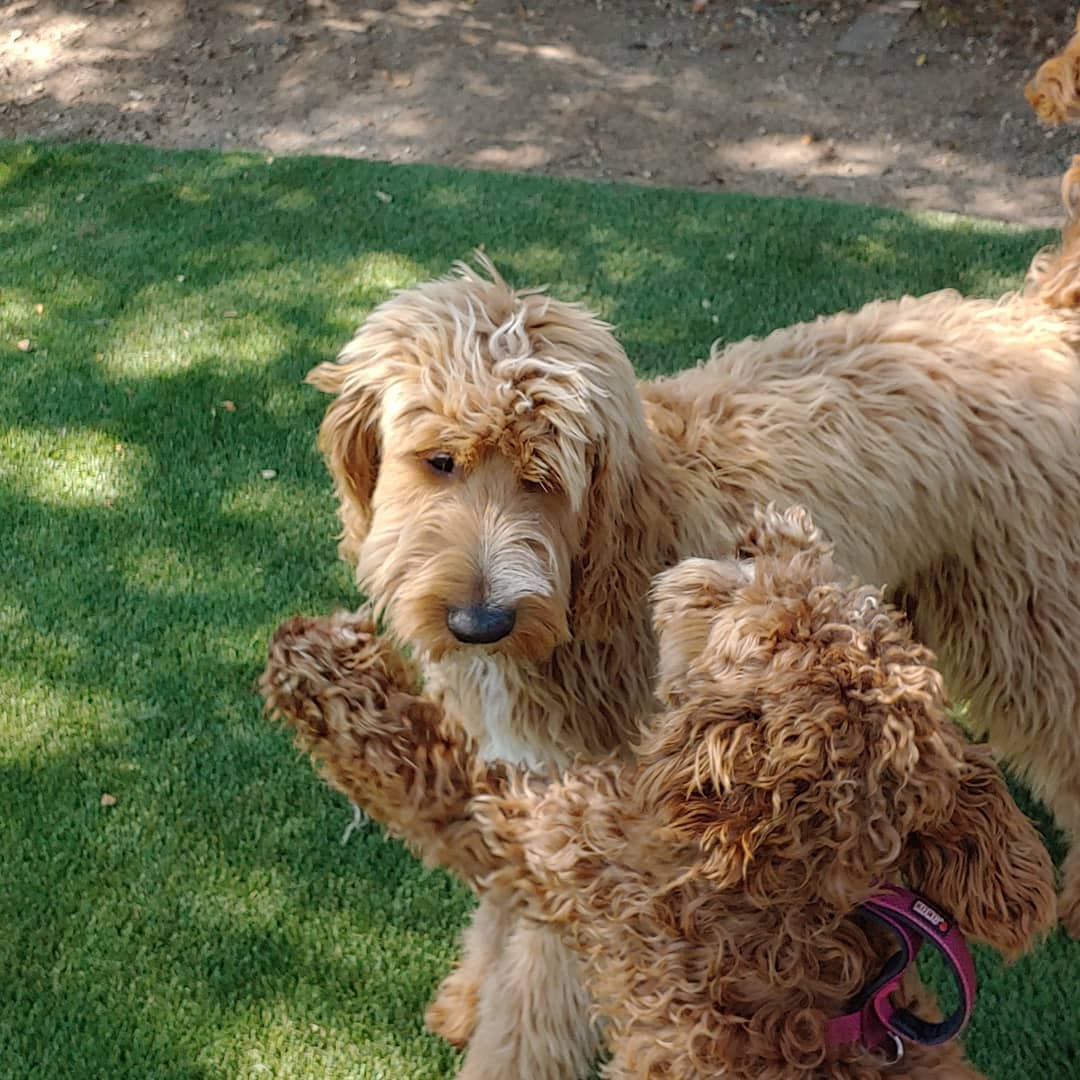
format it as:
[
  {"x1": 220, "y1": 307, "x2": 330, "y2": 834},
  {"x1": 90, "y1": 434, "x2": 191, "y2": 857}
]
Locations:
[{"x1": 912, "y1": 898, "x2": 949, "y2": 934}]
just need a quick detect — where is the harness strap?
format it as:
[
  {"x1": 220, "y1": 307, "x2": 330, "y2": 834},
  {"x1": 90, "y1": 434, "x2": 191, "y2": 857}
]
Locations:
[{"x1": 825, "y1": 885, "x2": 977, "y2": 1055}]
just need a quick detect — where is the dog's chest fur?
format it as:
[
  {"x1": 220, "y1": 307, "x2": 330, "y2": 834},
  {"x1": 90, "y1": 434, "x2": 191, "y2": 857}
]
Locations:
[
  {"x1": 425, "y1": 640, "x2": 650, "y2": 770},
  {"x1": 426, "y1": 652, "x2": 556, "y2": 770}
]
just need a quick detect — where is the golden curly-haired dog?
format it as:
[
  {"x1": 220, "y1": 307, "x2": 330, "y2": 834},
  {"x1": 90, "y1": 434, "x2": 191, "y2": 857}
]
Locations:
[
  {"x1": 1026, "y1": 12, "x2": 1080, "y2": 126},
  {"x1": 303, "y1": 153, "x2": 1080, "y2": 1076},
  {"x1": 262, "y1": 507, "x2": 1056, "y2": 1080}
]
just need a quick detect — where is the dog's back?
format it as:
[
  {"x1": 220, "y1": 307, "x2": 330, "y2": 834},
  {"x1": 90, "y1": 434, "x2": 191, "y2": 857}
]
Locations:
[{"x1": 637, "y1": 169, "x2": 1080, "y2": 934}]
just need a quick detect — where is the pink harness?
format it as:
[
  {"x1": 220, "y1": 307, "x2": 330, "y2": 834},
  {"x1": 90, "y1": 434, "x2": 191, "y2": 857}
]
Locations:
[{"x1": 825, "y1": 885, "x2": 977, "y2": 1062}]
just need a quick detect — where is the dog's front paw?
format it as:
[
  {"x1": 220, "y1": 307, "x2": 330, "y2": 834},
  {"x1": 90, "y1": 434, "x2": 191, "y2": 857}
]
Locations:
[
  {"x1": 266, "y1": 608, "x2": 381, "y2": 682},
  {"x1": 260, "y1": 608, "x2": 419, "y2": 740}
]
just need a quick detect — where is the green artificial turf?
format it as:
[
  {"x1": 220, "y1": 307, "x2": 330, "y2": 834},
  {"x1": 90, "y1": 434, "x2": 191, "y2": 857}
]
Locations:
[{"x1": 0, "y1": 139, "x2": 1077, "y2": 1079}]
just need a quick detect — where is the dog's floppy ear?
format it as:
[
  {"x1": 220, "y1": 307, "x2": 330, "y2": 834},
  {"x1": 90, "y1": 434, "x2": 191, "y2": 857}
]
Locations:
[
  {"x1": 901, "y1": 741, "x2": 1057, "y2": 958},
  {"x1": 571, "y1": 427, "x2": 678, "y2": 643},
  {"x1": 306, "y1": 358, "x2": 383, "y2": 560},
  {"x1": 572, "y1": 447, "x2": 652, "y2": 640}
]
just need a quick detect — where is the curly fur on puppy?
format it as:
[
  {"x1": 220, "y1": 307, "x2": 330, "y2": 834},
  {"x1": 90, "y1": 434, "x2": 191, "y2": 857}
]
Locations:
[{"x1": 262, "y1": 506, "x2": 1056, "y2": 1080}]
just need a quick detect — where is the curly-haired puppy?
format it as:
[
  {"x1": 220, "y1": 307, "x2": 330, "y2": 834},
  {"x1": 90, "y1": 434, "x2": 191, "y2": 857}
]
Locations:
[
  {"x1": 303, "y1": 155, "x2": 1080, "y2": 1076},
  {"x1": 262, "y1": 507, "x2": 1056, "y2": 1080}
]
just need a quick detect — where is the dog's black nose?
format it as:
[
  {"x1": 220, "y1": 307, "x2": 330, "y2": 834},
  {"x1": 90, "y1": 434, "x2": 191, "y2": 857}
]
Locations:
[{"x1": 446, "y1": 604, "x2": 517, "y2": 644}]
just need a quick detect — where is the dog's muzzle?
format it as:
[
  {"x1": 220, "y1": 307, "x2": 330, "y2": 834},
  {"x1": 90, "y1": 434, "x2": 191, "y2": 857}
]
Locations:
[{"x1": 446, "y1": 604, "x2": 517, "y2": 644}]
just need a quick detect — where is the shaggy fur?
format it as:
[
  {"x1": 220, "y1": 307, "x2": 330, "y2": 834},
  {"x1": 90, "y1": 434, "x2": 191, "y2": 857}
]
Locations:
[
  {"x1": 304, "y1": 155, "x2": 1080, "y2": 1075},
  {"x1": 262, "y1": 507, "x2": 1057, "y2": 1080},
  {"x1": 1026, "y1": 13, "x2": 1080, "y2": 126}
]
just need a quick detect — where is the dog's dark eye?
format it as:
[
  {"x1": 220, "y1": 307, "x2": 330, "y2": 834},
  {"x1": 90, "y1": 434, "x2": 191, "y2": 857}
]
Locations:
[{"x1": 427, "y1": 453, "x2": 455, "y2": 476}]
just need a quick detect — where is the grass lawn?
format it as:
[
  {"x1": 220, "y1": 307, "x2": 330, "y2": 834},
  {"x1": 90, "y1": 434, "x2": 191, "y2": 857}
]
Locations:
[{"x1": 1, "y1": 139, "x2": 1077, "y2": 1079}]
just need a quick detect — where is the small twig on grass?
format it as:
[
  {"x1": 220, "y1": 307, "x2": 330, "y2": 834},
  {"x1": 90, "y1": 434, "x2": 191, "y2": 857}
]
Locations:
[{"x1": 340, "y1": 802, "x2": 369, "y2": 845}]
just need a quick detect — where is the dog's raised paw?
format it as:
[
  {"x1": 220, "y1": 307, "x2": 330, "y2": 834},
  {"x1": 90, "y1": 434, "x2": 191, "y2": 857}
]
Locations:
[{"x1": 261, "y1": 607, "x2": 420, "y2": 730}]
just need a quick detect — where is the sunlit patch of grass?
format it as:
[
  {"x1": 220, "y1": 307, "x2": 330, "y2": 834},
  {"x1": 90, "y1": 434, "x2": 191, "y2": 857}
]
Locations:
[{"x1": 1, "y1": 424, "x2": 144, "y2": 507}]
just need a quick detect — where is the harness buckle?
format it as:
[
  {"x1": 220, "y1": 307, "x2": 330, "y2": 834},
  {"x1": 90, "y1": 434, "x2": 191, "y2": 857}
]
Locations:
[
  {"x1": 824, "y1": 885, "x2": 977, "y2": 1060},
  {"x1": 867, "y1": 1032, "x2": 904, "y2": 1066}
]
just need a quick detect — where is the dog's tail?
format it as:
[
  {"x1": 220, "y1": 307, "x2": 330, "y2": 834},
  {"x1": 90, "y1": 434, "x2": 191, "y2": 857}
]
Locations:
[
  {"x1": 1027, "y1": 156, "x2": 1080, "y2": 308},
  {"x1": 1025, "y1": 14, "x2": 1080, "y2": 125}
]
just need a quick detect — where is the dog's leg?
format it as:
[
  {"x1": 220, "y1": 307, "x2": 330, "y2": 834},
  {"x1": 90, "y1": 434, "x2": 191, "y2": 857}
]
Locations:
[
  {"x1": 1060, "y1": 846, "x2": 1080, "y2": 938},
  {"x1": 456, "y1": 916, "x2": 597, "y2": 1080},
  {"x1": 1049, "y1": 790, "x2": 1080, "y2": 937},
  {"x1": 426, "y1": 897, "x2": 512, "y2": 1050},
  {"x1": 1060, "y1": 845, "x2": 1080, "y2": 939}
]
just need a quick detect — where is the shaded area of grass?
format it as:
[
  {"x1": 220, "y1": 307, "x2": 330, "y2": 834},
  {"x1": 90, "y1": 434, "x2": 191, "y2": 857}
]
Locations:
[{"x1": 1, "y1": 139, "x2": 1076, "y2": 1078}]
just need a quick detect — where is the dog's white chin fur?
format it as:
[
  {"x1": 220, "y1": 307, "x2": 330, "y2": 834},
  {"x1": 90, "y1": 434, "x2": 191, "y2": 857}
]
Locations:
[{"x1": 436, "y1": 652, "x2": 548, "y2": 769}]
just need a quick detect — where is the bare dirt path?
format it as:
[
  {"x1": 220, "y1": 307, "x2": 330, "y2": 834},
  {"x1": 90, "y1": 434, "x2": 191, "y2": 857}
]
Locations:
[{"x1": 1, "y1": 1, "x2": 1078, "y2": 228}]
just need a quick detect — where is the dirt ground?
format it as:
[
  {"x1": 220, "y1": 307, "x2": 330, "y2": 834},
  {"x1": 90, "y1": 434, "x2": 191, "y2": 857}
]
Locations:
[{"x1": 2, "y1": 1, "x2": 1079, "y2": 228}]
